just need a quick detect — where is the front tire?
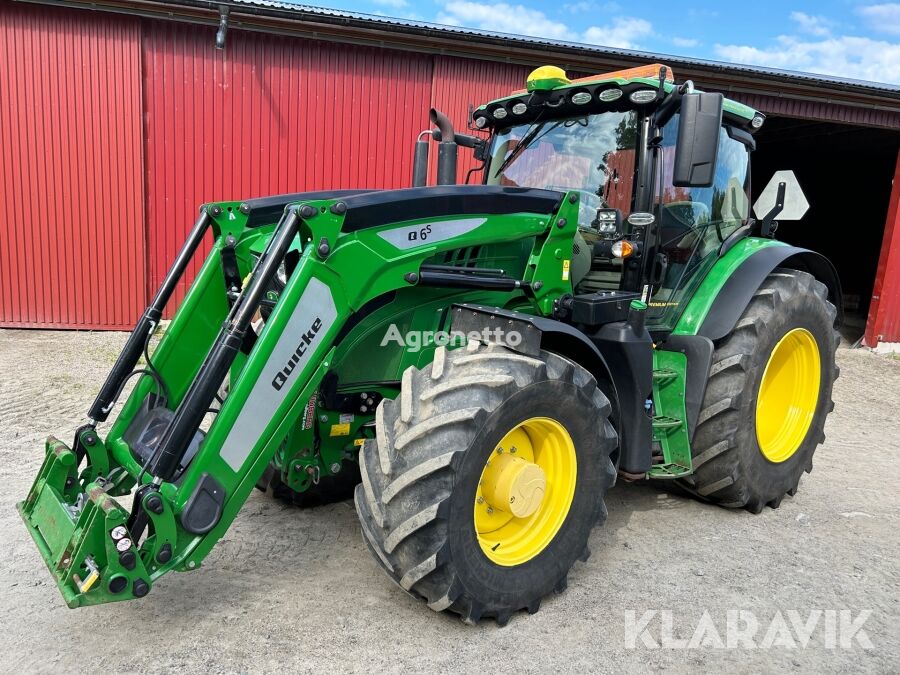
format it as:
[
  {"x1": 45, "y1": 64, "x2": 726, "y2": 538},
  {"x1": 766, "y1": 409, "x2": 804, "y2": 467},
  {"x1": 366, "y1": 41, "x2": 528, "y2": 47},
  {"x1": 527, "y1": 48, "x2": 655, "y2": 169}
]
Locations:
[
  {"x1": 678, "y1": 268, "x2": 839, "y2": 512},
  {"x1": 354, "y1": 341, "x2": 617, "y2": 624}
]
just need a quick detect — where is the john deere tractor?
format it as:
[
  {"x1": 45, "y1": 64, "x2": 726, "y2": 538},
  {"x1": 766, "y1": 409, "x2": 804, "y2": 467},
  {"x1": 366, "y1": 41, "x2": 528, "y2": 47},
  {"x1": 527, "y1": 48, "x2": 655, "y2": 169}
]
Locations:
[{"x1": 19, "y1": 64, "x2": 840, "y2": 624}]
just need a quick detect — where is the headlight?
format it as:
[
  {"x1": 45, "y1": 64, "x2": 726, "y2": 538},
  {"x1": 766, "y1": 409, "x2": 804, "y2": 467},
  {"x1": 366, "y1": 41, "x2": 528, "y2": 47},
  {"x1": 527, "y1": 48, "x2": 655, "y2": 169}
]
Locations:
[
  {"x1": 571, "y1": 91, "x2": 592, "y2": 105},
  {"x1": 629, "y1": 89, "x2": 657, "y2": 104},
  {"x1": 598, "y1": 88, "x2": 623, "y2": 102},
  {"x1": 511, "y1": 102, "x2": 528, "y2": 115},
  {"x1": 493, "y1": 107, "x2": 508, "y2": 119},
  {"x1": 276, "y1": 260, "x2": 287, "y2": 286},
  {"x1": 611, "y1": 240, "x2": 635, "y2": 258}
]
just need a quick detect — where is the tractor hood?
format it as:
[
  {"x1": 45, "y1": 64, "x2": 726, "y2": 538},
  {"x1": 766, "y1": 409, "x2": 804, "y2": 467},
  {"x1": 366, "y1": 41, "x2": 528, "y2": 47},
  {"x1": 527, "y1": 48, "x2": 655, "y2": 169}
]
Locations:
[{"x1": 240, "y1": 186, "x2": 565, "y2": 232}]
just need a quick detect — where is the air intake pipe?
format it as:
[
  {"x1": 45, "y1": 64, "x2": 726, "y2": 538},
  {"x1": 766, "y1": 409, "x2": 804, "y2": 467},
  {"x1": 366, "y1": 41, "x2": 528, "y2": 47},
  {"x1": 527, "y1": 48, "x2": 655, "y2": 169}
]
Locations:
[{"x1": 412, "y1": 130, "x2": 430, "y2": 187}]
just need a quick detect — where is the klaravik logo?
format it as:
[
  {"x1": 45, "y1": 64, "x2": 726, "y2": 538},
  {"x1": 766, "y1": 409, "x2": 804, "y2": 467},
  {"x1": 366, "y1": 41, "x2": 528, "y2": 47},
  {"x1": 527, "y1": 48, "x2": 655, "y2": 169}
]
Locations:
[{"x1": 271, "y1": 317, "x2": 323, "y2": 391}]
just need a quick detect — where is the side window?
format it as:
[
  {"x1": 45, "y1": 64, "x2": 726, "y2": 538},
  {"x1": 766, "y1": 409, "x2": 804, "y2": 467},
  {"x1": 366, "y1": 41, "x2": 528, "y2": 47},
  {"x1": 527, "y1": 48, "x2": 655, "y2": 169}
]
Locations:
[{"x1": 647, "y1": 117, "x2": 751, "y2": 329}]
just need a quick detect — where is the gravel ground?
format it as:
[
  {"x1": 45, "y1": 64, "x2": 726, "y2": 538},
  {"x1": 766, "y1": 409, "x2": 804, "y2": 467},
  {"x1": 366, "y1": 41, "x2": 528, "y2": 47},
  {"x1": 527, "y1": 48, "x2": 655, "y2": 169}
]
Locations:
[{"x1": 0, "y1": 329, "x2": 898, "y2": 673}]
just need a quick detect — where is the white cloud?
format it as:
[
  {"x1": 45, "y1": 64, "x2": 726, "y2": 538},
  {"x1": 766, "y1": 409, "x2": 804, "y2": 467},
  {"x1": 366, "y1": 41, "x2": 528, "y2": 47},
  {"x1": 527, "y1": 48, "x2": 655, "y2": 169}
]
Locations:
[
  {"x1": 858, "y1": 3, "x2": 900, "y2": 35},
  {"x1": 563, "y1": 1, "x2": 621, "y2": 12},
  {"x1": 672, "y1": 36, "x2": 699, "y2": 48},
  {"x1": 714, "y1": 34, "x2": 900, "y2": 84},
  {"x1": 435, "y1": 2, "x2": 652, "y2": 49},
  {"x1": 582, "y1": 17, "x2": 653, "y2": 49},
  {"x1": 372, "y1": 0, "x2": 409, "y2": 7},
  {"x1": 790, "y1": 11, "x2": 832, "y2": 37},
  {"x1": 436, "y1": 1, "x2": 569, "y2": 39}
]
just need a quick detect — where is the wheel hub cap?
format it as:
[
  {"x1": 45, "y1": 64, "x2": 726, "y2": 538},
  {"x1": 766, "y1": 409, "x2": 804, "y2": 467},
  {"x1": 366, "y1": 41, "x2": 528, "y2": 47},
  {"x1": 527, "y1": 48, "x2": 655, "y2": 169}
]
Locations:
[{"x1": 481, "y1": 455, "x2": 547, "y2": 518}]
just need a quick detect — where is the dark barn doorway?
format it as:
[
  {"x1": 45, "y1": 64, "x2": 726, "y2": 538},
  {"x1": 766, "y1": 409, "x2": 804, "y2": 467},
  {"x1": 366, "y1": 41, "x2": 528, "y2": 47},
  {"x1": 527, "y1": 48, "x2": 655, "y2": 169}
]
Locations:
[{"x1": 751, "y1": 118, "x2": 900, "y2": 341}]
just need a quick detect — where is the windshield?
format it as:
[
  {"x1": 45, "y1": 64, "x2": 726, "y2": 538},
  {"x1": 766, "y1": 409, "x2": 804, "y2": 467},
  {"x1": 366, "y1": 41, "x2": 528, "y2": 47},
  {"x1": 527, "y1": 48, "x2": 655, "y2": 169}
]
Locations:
[{"x1": 486, "y1": 111, "x2": 639, "y2": 215}]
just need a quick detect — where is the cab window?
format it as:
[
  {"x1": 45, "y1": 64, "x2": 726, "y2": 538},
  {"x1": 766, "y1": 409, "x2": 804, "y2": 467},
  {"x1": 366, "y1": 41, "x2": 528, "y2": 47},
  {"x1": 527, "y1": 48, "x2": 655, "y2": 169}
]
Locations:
[{"x1": 647, "y1": 118, "x2": 751, "y2": 329}]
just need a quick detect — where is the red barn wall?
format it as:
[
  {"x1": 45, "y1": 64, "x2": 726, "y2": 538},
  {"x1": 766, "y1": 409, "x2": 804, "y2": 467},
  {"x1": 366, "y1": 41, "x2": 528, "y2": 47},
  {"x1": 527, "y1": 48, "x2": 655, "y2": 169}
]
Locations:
[
  {"x1": 0, "y1": 4, "x2": 145, "y2": 328},
  {"x1": 141, "y1": 21, "x2": 433, "y2": 306},
  {"x1": 1, "y1": 2, "x2": 899, "y2": 343}
]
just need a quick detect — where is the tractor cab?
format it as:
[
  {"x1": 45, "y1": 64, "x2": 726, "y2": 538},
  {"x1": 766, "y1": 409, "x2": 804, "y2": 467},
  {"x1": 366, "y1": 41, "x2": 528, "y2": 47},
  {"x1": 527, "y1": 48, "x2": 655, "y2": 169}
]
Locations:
[{"x1": 473, "y1": 64, "x2": 761, "y2": 333}]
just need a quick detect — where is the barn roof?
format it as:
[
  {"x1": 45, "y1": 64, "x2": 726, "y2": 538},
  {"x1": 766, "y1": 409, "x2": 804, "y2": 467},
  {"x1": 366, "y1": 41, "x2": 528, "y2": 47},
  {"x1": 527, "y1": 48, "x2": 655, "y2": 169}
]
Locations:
[
  {"x1": 22, "y1": 0, "x2": 900, "y2": 122},
  {"x1": 221, "y1": 0, "x2": 900, "y2": 95}
]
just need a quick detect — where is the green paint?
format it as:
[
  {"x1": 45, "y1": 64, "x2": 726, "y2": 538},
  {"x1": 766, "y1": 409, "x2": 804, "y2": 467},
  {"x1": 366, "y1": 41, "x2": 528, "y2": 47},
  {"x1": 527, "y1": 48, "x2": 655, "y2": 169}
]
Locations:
[
  {"x1": 19, "y1": 62, "x2": 813, "y2": 608},
  {"x1": 672, "y1": 237, "x2": 786, "y2": 336},
  {"x1": 648, "y1": 350, "x2": 692, "y2": 479}
]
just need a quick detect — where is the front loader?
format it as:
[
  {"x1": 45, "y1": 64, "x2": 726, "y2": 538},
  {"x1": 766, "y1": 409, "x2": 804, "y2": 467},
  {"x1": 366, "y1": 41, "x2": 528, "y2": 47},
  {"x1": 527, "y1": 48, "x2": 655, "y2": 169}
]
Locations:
[{"x1": 19, "y1": 63, "x2": 841, "y2": 623}]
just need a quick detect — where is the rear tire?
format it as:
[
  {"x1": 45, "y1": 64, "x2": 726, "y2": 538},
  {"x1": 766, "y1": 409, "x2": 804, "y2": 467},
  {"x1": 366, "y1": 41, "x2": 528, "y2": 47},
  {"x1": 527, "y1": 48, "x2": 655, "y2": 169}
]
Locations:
[
  {"x1": 354, "y1": 341, "x2": 617, "y2": 624},
  {"x1": 677, "y1": 268, "x2": 839, "y2": 512}
]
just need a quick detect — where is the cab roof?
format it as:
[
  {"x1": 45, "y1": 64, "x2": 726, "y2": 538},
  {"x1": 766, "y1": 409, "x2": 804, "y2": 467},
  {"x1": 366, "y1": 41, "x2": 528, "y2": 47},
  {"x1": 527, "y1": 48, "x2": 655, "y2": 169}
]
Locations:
[{"x1": 474, "y1": 63, "x2": 762, "y2": 132}]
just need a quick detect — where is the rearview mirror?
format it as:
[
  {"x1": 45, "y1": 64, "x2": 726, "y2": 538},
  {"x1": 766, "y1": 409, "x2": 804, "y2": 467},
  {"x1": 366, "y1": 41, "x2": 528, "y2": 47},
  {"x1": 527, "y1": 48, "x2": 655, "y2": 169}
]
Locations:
[{"x1": 673, "y1": 92, "x2": 724, "y2": 188}]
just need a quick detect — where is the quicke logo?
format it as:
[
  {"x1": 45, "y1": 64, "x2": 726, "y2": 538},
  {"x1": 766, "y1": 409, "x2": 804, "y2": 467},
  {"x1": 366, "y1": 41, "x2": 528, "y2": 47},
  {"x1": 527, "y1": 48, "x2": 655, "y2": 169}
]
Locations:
[{"x1": 271, "y1": 317, "x2": 323, "y2": 391}]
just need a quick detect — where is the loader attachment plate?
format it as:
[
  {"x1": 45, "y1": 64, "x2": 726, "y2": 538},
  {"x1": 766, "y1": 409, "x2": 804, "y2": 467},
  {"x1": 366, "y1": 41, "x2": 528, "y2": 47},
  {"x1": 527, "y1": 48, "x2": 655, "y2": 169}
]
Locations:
[{"x1": 18, "y1": 437, "x2": 151, "y2": 607}]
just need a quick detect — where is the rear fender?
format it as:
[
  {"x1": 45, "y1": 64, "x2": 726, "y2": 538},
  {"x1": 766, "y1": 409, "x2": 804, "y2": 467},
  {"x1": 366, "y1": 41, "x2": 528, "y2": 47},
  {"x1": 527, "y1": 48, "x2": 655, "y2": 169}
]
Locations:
[{"x1": 682, "y1": 242, "x2": 843, "y2": 342}]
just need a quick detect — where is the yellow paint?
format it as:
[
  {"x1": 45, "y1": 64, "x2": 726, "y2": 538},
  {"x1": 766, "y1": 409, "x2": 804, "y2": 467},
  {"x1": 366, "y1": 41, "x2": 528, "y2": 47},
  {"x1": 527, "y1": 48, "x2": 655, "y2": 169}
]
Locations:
[
  {"x1": 474, "y1": 417, "x2": 577, "y2": 566},
  {"x1": 78, "y1": 570, "x2": 99, "y2": 593},
  {"x1": 526, "y1": 65, "x2": 571, "y2": 92},
  {"x1": 562, "y1": 259, "x2": 570, "y2": 281},
  {"x1": 755, "y1": 328, "x2": 821, "y2": 463},
  {"x1": 329, "y1": 423, "x2": 351, "y2": 437}
]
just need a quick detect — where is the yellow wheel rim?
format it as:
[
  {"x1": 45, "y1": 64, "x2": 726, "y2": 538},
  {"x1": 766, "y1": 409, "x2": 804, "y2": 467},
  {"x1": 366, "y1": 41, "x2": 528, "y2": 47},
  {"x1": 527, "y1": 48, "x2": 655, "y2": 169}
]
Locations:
[
  {"x1": 755, "y1": 328, "x2": 821, "y2": 463},
  {"x1": 474, "y1": 417, "x2": 577, "y2": 566}
]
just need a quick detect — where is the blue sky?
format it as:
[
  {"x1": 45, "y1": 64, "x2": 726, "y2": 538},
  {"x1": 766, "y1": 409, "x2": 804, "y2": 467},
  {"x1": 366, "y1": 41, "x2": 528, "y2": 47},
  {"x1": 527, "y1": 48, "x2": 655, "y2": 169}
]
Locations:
[{"x1": 288, "y1": 1, "x2": 900, "y2": 84}]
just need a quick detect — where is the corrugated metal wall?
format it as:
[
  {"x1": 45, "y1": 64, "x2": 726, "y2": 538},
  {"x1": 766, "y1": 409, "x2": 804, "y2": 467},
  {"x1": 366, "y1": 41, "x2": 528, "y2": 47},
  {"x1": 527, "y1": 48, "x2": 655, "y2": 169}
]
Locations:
[
  {"x1": 1, "y1": 2, "x2": 899, "y2": 342},
  {"x1": 0, "y1": 4, "x2": 145, "y2": 328},
  {"x1": 430, "y1": 57, "x2": 529, "y2": 183},
  {"x1": 865, "y1": 150, "x2": 900, "y2": 346},
  {"x1": 730, "y1": 92, "x2": 900, "y2": 129},
  {"x1": 142, "y1": 22, "x2": 433, "y2": 305}
]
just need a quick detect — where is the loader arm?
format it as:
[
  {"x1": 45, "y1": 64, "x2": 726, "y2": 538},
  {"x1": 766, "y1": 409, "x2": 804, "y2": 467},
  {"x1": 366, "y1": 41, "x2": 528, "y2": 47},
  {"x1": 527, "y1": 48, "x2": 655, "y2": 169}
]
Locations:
[{"x1": 18, "y1": 185, "x2": 580, "y2": 607}]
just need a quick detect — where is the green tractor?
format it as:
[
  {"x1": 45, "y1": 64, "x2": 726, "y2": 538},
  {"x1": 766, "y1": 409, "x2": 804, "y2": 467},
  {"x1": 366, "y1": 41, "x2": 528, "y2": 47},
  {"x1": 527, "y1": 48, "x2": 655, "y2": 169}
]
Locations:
[{"x1": 19, "y1": 63, "x2": 840, "y2": 624}]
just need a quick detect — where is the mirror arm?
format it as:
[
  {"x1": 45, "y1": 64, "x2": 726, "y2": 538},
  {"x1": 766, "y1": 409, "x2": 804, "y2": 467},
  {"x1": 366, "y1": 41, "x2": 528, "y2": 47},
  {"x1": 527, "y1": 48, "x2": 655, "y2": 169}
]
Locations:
[
  {"x1": 653, "y1": 92, "x2": 681, "y2": 128},
  {"x1": 757, "y1": 181, "x2": 786, "y2": 238}
]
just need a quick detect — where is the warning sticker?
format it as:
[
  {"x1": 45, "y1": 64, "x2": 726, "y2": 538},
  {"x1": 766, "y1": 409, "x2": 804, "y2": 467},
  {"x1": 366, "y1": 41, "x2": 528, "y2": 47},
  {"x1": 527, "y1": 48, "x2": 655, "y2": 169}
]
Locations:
[
  {"x1": 353, "y1": 438, "x2": 366, "y2": 447},
  {"x1": 339, "y1": 413, "x2": 355, "y2": 424},
  {"x1": 302, "y1": 394, "x2": 317, "y2": 430},
  {"x1": 330, "y1": 423, "x2": 351, "y2": 437},
  {"x1": 562, "y1": 259, "x2": 571, "y2": 281}
]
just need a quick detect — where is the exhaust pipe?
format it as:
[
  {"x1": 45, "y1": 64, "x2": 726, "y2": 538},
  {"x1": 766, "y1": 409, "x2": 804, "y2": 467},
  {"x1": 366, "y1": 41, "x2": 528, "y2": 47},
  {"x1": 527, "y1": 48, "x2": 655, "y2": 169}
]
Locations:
[{"x1": 430, "y1": 108, "x2": 458, "y2": 185}]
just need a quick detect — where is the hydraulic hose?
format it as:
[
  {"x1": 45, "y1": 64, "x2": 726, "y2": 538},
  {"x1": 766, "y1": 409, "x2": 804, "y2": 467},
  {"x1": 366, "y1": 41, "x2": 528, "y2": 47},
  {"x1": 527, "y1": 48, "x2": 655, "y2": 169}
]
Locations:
[{"x1": 88, "y1": 210, "x2": 212, "y2": 422}]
